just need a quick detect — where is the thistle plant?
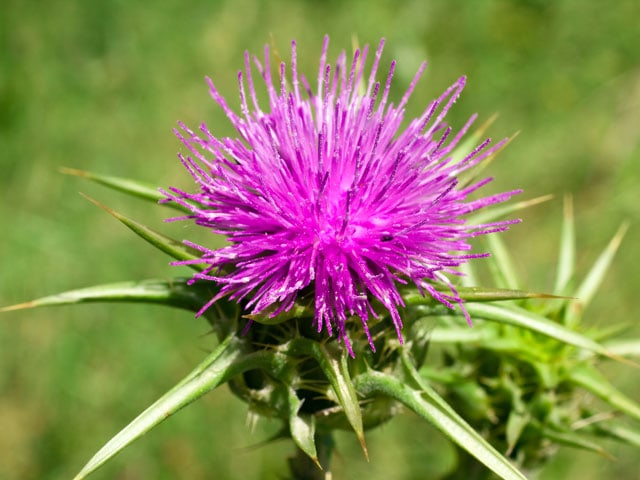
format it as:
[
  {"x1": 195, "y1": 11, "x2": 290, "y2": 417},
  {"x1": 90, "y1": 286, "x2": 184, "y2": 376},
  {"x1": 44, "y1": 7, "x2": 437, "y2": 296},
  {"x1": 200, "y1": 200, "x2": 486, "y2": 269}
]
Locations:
[{"x1": 3, "y1": 38, "x2": 639, "y2": 480}]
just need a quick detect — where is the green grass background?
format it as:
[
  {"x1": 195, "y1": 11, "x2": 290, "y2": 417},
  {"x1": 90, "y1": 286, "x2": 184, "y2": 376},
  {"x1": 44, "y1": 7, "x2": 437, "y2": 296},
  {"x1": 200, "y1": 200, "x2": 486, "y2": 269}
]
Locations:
[{"x1": 1, "y1": 0, "x2": 639, "y2": 478}]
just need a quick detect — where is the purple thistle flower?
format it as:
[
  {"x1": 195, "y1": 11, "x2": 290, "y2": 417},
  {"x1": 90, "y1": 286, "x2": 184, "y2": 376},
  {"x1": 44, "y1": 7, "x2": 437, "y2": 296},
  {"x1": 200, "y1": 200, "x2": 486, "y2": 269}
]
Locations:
[{"x1": 163, "y1": 37, "x2": 520, "y2": 356}]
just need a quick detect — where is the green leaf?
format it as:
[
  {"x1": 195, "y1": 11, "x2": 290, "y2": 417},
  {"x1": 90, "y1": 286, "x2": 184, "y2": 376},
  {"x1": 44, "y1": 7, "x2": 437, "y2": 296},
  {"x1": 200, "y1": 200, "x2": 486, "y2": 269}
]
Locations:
[
  {"x1": 458, "y1": 260, "x2": 479, "y2": 288},
  {"x1": 538, "y1": 425, "x2": 612, "y2": 458},
  {"x1": 574, "y1": 223, "x2": 628, "y2": 306},
  {"x1": 81, "y1": 193, "x2": 203, "y2": 269},
  {"x1": 61, "y1": 167, "x2": 191, "y2": 213},
  {"x1": 468, "y1": 194, "x2": 553, "y2": 226},
  {"x1": 471, "y1": 337, "x2": 550, "y2": 364},
  {"x1": 458, "y1": 128, "x2": 517, "y2": 189},
  {"x1": 568, "y1": 364, "x2": 640, "y2": 422},
  {"x1": 587, "y1": 419, "x2": 640, "y2": 449},
  {"x1": 427, "y1": 325, "x2": 497, "y2": 344},
  {"x1": 601, "y1": 338, "x2": 640, "y2": 357},
  {"x1": 450, "y1": 380, "x2": 496, "y2": 423},
  {"x1": 73, "y1": 335, "x2": 250, "y2": 479},
  {"x1": 74, "y1": 339, "x2": 293, "y2": 479},
  {"x1": 354, "y1": 357, "x2": 528, "y2": 480},
  {"x1": 247, "y1": 287, "x2": 560, "y2": 327},
  {"x1": 464, "y1": 303, "x2": 614, "y2": 358},
  {"x1": 554, "y1": 195, "x2": 576, "y2": 296},
  {"x1": 565, "y1": 223, "x2": 628, "y2": 326},
  {"x1": 244, "y1": 300, "x2": 313, "y2": 325},
  {"x1": 286, "y1": 338, "x2": 367, "y2": 458},
  {"x1": 1, "y1": 278, "x2": 214, "y2": 313},
  {"x1": 485, "y1": 233, "x2": 521, "y2": 290},
  {"x1": 502, "y1": 377, "x2": 528, "y2": 456},
  {"x1": 505, "y1": 408, "x2": 530, "y2": 456},
  {"x1": 287, "y1": 389, "x2": 320, "y2": 469},
  {"x1": 403, "y1": 286, "x2": 559, "y2": 305},
  {"x1": 449, "y1": 114, "x2": 498, "y2": 166}
]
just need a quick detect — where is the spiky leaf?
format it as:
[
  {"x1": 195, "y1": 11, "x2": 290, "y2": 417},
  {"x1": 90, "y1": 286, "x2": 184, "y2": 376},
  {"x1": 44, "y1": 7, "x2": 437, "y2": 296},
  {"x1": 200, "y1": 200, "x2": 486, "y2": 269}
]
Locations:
[
  {"x1": 1, "y1": 278, "x2": 213, "y2": 313},
  {"x1": 73, "y1": 335, "x2": 248, "y2": 479},
  {"x1": 286, "y1": 338, "x2": 367, "y2": 457},
  {"x1": 554, "y1": 196, "x2": 576, "y2": 296},
  {"x1": 81, "y1": 194, "x2": 202, "y2": 268},
  {"x1": 288, "y1": 389, "x2": 320, "y2": 468},
  {"x1": 355, "y1": 363, "x2": 527, "y2": 480},
  {"x1": 61, "y1": 167, "x2": 190, "y2": 213},
  {"x1": 569, "y1": 364, "x2": 640, "y2": 422},
  {"x1": 464, "y1": 303, "x2": 615, "y2": 358}
]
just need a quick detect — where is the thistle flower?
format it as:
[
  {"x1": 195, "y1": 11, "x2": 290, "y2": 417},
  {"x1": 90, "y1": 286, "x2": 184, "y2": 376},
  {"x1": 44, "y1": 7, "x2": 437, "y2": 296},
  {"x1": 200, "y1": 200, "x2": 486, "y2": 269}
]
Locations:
[{"x1": 163, "y1": 37, "x2": 519, "y2": 355}]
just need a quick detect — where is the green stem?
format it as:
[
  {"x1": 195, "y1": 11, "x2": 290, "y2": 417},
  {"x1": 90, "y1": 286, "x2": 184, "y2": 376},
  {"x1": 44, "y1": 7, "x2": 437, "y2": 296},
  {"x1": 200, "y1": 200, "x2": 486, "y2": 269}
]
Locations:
[{"x1": 287, "y1": 433, "x2": 334, "y2": 480}]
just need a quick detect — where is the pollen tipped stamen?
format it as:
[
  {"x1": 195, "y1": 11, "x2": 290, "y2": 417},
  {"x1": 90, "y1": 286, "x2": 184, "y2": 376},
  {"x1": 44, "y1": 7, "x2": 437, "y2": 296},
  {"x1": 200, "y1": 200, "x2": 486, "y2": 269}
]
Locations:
[
  {"x1": 352, "y1": 44, "x2": 369, "y2": 101},
  {"x1": 290, "y1": 40, "x2": 301, "y2": 102},
  {"x1": 397, "y1": 60, "x2": 427, "y2": 111},
  {"x1": 317, "y1": 35, "x2": 330, "y2": 99},
  {"x1": 243, "y1": 51, "x2": 262, "y2": 114},
  {"x1": 378, "y1": 60, "x2": 396, "y2": 113},
  {"x1": 366, "y1": 38, "x2": 386, "y2": 97}
]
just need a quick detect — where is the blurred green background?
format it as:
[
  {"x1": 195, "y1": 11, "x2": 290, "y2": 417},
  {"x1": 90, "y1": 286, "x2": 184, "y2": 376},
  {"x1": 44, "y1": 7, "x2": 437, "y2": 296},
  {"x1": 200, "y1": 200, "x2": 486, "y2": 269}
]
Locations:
[{"x1": 1, "y1": 0, "x2": 639, "y2": 478}]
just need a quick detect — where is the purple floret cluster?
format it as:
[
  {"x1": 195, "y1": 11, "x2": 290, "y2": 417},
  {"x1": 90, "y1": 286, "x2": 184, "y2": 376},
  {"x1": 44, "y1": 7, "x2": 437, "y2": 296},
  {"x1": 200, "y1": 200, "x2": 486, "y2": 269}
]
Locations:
[{"x1": 163, "y1": 37, "x2": 519, "y2": 355}]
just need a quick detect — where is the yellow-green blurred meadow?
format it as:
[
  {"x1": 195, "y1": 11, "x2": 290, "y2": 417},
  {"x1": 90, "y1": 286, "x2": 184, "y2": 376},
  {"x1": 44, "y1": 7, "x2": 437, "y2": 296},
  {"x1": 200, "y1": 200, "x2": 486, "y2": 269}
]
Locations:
[{"x1": 1, "y1": 0, "x2": 639, "y2": 478}]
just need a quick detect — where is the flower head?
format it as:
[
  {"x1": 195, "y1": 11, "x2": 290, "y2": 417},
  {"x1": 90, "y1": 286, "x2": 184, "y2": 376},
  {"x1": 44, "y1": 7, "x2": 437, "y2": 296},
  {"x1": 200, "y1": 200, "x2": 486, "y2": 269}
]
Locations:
[{"x1": 164, "y1": 37, "x2": 519, "y2": 355}]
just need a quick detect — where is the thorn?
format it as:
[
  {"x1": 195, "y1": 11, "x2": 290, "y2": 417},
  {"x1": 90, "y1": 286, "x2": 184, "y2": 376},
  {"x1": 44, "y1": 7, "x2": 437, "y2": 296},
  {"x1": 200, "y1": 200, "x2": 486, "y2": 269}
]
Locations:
[
  {"x1": 610, "y1": 222, "x2": 630, "y2": 251},
  {"x1": 518, "y1": 194, "x2": 554, "y2": 209},
  {"x1": 59, "y1": 166, "x2": 89, "y2": 178},
  {"x1": 603, "y1": 351, "x2": 640, "y2": 369},
  {"x1": 81, "y1": 192, "x2": 144, "y2": 227},
  {"x1": 487, "y1": 131, "x2": 519, "y2": 162},
  {"x1": 472, "y1": 113, "x2": 499, "y2": 140},
  {"x1": 563, "y1": 193, "x2": 574, "y2": 219},
  {"x1": 571, "y1": 411, "x2": 616, "y2": 430},
  {"x1": 358, "y1": 432, "x2": 369, "y2": 461},
  {"x1": 351, "y1": 34, "x2": 360, "y2": 55},
  {"x1": 460, "y1": 131, "x2": 520, "y2": 188},
  {"x1": 534, "y1": 293, "x2": 575, "y2": 300},
  {"x1": 0, "y1": 301, "x2": 37, "y2": 312},
  {"x1": 269, "y1": 33, "x2": 283, "y2": 67},
  {"x1": 78, "y1": 192, "x2": 122, "y2": 220}
]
